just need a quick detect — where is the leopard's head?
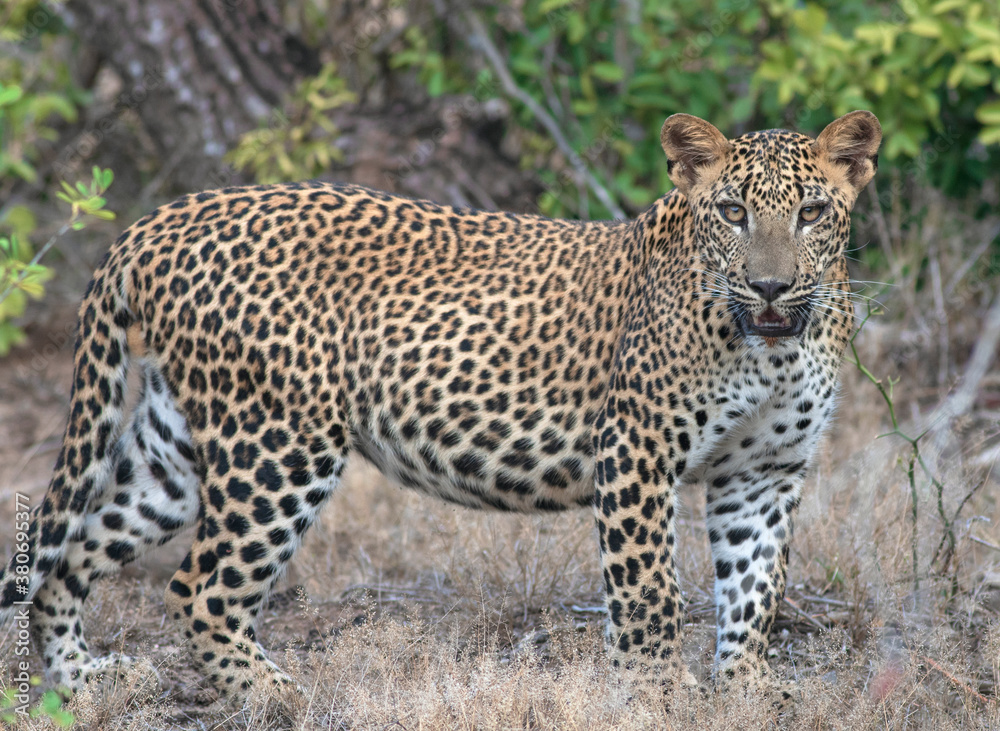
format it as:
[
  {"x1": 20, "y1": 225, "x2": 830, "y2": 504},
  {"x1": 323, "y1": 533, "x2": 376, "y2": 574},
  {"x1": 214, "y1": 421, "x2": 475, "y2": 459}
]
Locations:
[{"x1": 660, "y1": 110, "x2": 881, "y2": 342}]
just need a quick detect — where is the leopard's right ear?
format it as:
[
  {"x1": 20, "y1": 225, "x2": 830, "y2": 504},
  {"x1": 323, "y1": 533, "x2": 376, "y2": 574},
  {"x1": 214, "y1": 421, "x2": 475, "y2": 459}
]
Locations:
[{"x1": 660, "y1": 114, "x2": 732, "y2": 195}]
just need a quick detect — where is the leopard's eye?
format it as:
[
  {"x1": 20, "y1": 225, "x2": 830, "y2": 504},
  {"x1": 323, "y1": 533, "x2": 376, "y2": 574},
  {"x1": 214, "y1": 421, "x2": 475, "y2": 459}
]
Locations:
[
  {"x1": 720, "y1": 204, "x2": 746, "y2": 224},
  {"x1": 799, "y1": 204, "x2": 825, "y2": 224}
]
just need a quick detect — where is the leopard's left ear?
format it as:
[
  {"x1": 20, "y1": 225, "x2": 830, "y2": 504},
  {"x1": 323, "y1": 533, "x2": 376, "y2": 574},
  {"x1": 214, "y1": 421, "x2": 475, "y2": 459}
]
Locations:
[{"x1": 814, "y1": 111, "x2": 882, "y2": 192}]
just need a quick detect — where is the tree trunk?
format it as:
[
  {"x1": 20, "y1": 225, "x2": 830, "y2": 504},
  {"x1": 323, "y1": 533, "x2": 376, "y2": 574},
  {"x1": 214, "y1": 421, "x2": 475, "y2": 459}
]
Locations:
[{"x1": 61, "y1": 0, "x2": 318, "y2": 190}]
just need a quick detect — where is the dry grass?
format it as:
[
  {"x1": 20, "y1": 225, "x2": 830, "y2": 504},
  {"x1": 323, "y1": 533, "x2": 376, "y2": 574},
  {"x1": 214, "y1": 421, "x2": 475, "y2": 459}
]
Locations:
[{"x1": 1, "y1": 198, "x2": 998, "y2": 729}]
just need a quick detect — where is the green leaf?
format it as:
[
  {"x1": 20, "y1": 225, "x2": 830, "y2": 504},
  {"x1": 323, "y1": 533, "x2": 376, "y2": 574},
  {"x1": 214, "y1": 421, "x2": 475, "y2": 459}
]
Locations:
[
  {"x1": 0, "y1": 289, "x2": 26, "y2": 319},
  {"x1": 538, "y1": 0, "x2": 576, "y2": 12},
  {"x1": 626, "y1": 72, "x2": 666, "y2": 91},
  {"x1": 388, "y1": 50, "x2": 421, "y2": 68},
  {"x1": 967, "y1": 18, "x2": 1000, "y2": 43},
  {"x1": 920, "y1": 90, "x2": 941, "y2": 119},
  {"x1": 590, "y1": 62, "x2": 624, "y2": 83},
  {"x1": 0, "y1": 322, "x2": 27, "y2": 356},
  {"x1": 792, "y1": 4, "x2": 828, "y2": 36},
  {"x1": 730, "y1": 95, "x2": 755, "y2": 122},
  {"x1": 975, "y1": 100, "x2": 1000, "y2": 126},
  {"x1": 18, "y1": 279, "x2": 46, "y2": 298},
  {"x1": 28, "y1": 93, "x2": 78, "y2": 123},
  {"x1": 947, "y1": 62, "x2": 966, "y2": 87},
  {"x1": 509, "y1": 56, "x2": 542, "y2": 76},
  {"x1": 39, "y1": 691, "x2": 63, "y2": 715},
  {"x1": 979, "y1": 125, "x2": 1000, "y2": 145},
  {"x1": 0, "y1": 85, "x2": 23, "y2": 106},
  {"x1": 909, "y1": 18, "x2": 943, "y2": 37},
  {"x1": 931, "y1": 0, "x2": 967, "y2": 13},
  {"x1": 426, "y1": 67, "x2": 445, "y2": 97},
  {"x1": 965, "y1": 42, "x2": 998, "y2": 63},
  {"x1": 961, "y1": 63, "x2": 991, "y2": 86},
  {"x1": 2, "y1": 206, "x2": 36, "y2": 240},
  {"x1": 7, "y1": 160, "x2": 38, "y2": 183},
  {"x1": 624, "y1": 92, "x2": 678, "y2": 110},
  {"x1": 885, "y1": 130, "x2": 921, "y2": 158},
  {"x1": 566, "y1": 12, "x2": 585, "y2": 44},
  {"x1": 855, "y1": 23, "x2": 898, "y2": 54}
]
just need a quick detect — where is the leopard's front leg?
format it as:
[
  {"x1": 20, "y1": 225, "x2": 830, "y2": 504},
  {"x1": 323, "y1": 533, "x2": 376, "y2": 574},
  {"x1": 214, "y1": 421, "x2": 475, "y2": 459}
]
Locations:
[
  {"x1": 704, "y1": 463, "x2": 806, "y2": 687},
  {"x1": 592, "y1": 398, "x2": 688, "y2": 683}
]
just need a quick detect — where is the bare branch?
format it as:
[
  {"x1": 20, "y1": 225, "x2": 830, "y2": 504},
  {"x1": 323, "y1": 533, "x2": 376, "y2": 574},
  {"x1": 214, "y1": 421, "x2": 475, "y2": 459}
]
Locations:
[
  {"x1": 933, "y1": 290, "x2": 1000, "y2": 428},
  {"x1": 462, "y1": 11, "x2": 626, "y2": 220}
]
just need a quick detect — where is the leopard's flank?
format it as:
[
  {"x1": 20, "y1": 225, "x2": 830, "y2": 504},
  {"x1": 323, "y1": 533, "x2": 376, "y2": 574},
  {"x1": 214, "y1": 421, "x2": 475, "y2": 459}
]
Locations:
[{"x1": 1, "y1": 111, "x2": 880, "y2": 713}]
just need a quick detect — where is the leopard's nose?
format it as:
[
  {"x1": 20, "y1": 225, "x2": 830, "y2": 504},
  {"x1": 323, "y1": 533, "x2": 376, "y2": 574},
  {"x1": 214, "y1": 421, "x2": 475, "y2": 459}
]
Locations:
[{"x1": 747, "y1": 279, "x2": 791, "y2": 303}]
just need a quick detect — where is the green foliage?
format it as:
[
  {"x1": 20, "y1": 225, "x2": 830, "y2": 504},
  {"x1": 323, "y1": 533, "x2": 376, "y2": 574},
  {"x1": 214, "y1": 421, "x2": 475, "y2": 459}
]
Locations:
[
  {"x1": 1, "y1": 680, "x2": 75, "y2": 727},
  {"x1": 0, "y1": 76, "x2": 77, "y2": 190},
  {"x1": 391, "y1": 26, "x2": 456, "y2": 97},
  {"x1": 0, "y1": 0, "x2": 97, "y2": 356},
  {"x1": 0, "y1": 166, "x2": 114, "y2": 356},
  {"x1": 0, "y1": 230, "x2": 51, "y2": 354},
  {"x1": 55, "y1": 166, "x2": 117, "y2": 227},
  {"x1": 398, "y1": 0, "x2": 773, "y2": 216},
  {"x1": 0, "y1": 1, "x2": 84, "y2": 199},
  {"x1": 755, "y1": 0, "x2": 1000, "y2": 197},
  {"x1": 387, "y1": 0, "x2": 999, "y2": 217},
  {"x1": 226, "y1": 62, "x2": 357, "y2": 183}
]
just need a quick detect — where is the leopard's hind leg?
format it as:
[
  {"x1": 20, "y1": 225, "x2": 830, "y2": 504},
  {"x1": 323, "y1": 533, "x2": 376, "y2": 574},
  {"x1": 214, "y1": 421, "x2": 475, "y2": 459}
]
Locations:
[
  {"x1": 29, "y1": 359, "x2": 201, "y2": 691},
  {"x1": 163, "y1": 425, "x2": 348, "y2": 709}
]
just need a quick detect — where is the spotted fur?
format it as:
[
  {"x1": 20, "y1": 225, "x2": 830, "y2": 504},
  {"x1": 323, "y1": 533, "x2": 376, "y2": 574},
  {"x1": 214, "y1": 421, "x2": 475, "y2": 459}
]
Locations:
[{"x1": 1, "y1": 112, "x2": 880, "y2": 709}]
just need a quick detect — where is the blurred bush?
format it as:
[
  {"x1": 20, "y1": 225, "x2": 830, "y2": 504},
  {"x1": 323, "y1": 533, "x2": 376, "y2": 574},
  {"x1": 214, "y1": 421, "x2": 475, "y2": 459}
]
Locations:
[
  {"x1": 226, "y1": 62, "x2": 356, "y2": 184},
  {"x1": 755, "y1": 0, "x2": 1000, "y2": 198},
  {"x1": 0, "y1": 0, "x2": 87, "y2": 353},
  {"x1": 385, "y1": 0, "x2": 999, "y2": 217}
]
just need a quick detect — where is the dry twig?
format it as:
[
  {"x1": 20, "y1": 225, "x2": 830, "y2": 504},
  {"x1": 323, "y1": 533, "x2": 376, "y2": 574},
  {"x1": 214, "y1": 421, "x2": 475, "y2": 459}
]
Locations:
[
  {"x1": 919, "y1": 654, "x2": 996, "y2": 706},
  {"x1": 782, "y1": 596, "x2": 830, "y2": 633}
]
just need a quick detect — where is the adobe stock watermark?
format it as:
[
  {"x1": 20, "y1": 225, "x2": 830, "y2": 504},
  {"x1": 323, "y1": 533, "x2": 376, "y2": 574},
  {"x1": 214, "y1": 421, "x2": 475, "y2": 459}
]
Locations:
[
  {"x1": 382, "y1": 74, "x2": 503, "y2": 190},
  {"x1": 850, "y1": 124, "x2": 961, "y2": 234},
  {"x1": 537, "y1": 116, "x2": 624, "y2": 215},
  {"x1": 342, "y1": 0, "x2": 407, "y2": 57},
  {"x1": 16, "y1": 0, "x2": 59, "y2": 41},
  {"x1": 205, "y1": 107, "x2": 291, "y2": 190},
  {"x1": 52, "y1": 64, "x2": 166, "y2": 180},
  {"x1": 8, "y1": 493, "x2": 34, "y2": 717},
  {"x1": 544, "y1": 0, "x2": 586, "y2": 30},
  {"x1": 7, "y1": 321, "x2": 77, "y2": 385},
  {"x1": 684, "y1": 0, "x2": 754, "y2": 60}
]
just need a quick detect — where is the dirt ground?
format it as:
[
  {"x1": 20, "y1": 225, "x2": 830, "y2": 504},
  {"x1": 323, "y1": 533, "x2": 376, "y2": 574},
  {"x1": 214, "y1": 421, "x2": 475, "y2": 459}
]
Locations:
[{"x1": 1, "y1": 216, "x2": 999, "y2": 729}]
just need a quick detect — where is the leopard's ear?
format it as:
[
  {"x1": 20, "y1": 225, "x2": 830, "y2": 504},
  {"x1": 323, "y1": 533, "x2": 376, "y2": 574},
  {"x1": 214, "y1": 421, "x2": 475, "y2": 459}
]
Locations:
[
  {"x1": 660, "y1": 114, "x2": 731, "y2": 194},
  {"x1": 814, "y1": 111, "x2": 882, "y2": 192}
]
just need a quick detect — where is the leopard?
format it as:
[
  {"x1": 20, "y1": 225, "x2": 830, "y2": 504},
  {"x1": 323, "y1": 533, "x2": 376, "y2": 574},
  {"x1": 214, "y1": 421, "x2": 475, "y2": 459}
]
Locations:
[{"x1": 1, "y1": 111, "x2": 880, "y2": 714}]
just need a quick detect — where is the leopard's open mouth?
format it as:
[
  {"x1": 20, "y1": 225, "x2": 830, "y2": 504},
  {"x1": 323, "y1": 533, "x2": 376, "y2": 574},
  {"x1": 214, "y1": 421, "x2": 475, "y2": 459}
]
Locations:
[{"x1": 738, "y1": 306, "x2": 807, "y2": 339}]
